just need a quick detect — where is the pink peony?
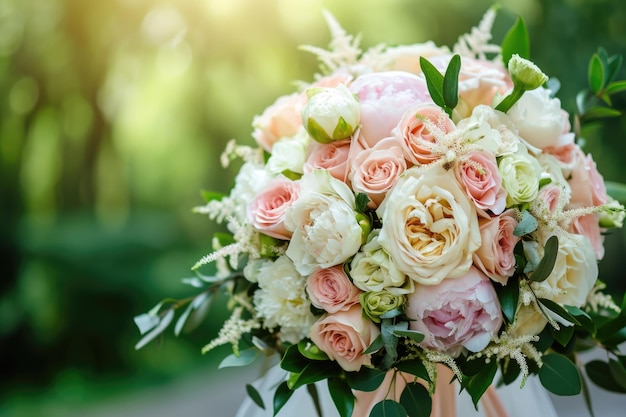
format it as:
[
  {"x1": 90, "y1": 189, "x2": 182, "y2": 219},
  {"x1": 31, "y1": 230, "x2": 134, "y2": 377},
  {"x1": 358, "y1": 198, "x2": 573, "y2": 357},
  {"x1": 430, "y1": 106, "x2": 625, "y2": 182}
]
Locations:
[
  {"x1": 310, "y1": 305, "x2": 380, "y2": 372},
  {"x1": 247, "y1": 176, "x2": 300, "y2": 240},
  {"x1": 306, "y1": 265, "x2": 361, "y2": 313},
  {"x1": 455, "y1": 150, "x2": 507, "y2": 216},
  {"x1": 569, "y1": 214, "x2": 604, "y2": 260},
  {"x1": 568, "y1": 147, "x2": 607, "y2": 208},
  {"x1": 252, "y1": 93, "x2": 303, "y2": 152},
  {"x1": 472, "y1": 210, "x2": 520, "y2": 285},
  {"x1": 349, "y1": 71, "x2": 431, "y2": 147},
  {"x1": 406, "y1": 267, "x2": 503, "y2": 357}
]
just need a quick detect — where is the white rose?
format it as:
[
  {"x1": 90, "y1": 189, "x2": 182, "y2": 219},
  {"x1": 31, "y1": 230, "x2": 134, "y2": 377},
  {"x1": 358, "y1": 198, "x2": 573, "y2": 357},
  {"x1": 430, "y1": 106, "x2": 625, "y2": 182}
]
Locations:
[
  {"x1": 350, "y1": 230, "x2": 412, "y2": 295},
  {"x1": 284, "y1": 170, "x2": 362, "y2": 275},
  {"x1": 498, "y1": 147, "x2": 542, "y2": 206},
  {"x1": 377, "y1": 166, "x2": 481, "y2": 285},
  {"x1": 532, "y1": 233, "x2": 598, "y2": 308},
  {"x1": 265, "y1": 130, "x2": 309, "y2": 176},
  {"x1": 507, "y1": 87, "x2": 574, "y2": 150}
]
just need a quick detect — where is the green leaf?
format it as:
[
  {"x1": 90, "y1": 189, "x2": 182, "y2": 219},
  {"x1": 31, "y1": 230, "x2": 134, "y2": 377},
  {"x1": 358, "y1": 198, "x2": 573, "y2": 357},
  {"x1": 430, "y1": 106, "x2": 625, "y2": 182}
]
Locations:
[
  {"x1": 134, "y1": 308, "x2": 175, "y2": 350},
  {"x1": 218, "y1": 347, "x2": 260, "y2": 369},
  {"x1": 400, "y1": 383, "x2": 431, "y2": 417},
  {"x1": 496, "y1": 278, "x2": 519, "y2": 324},
  {"x1": 443, "y1": 54, "x2": 461, "y2": 110},
  {"x1": 355, "y1": 193, "x2": 370, "y2": 213},
  {"x1": 464, "y1": 360, "x2": 498, "y2": 409},
  {"x1": 606, "y1": 80, "x2": 626, "y2": 95},
  {"x1": 346, "y1": 367, "x2": 387, "y2": 392},
  {"x1": 420, "y1": 57, "x2": 445, "y2": 108},
  {"x1": 501, "y1": 16, "x2": 530, "y2": 67},
  {"x1": 580, "y1": 365, "x2": 596, "y2": 417},
  {"x1": 273, "y1": 381, "x2": 295, "y2": 416},
  {"x1": 393, "y1": 329, "x2": 425, "y2": 343},
  {"x1": 563, "y1": 305, "x2": 595, "y2": 336},
  {"x1": 585, "y1": 360, "x2": 626, "y2": 393},
  {"x1": 289, "y1": 361, "x2": 340, "y2": 390},
  {"x1": 538, "y1": 298, "x2": 581, "y2": 326},
  {"x1": 501, "y1": 358, "x2": 521, "y2": 385},
  {"x1": 281, "y1": 343, "x2": 308, "y2": 373},
  {"x1": 201, "y1": 190, "x2": 224, "y2": 203},
  {"x1": 364, "y1": 333, "x2": 384, "y2": 354},
  {"x1": 396, "y1": 359, "x2": 431, "y2": 383},
  {"x1": 174, "y1": 292, "x2": 210, "y2": 336},
  {"x1": 369, "y1": 400, "x2": 407, "y2": 417},
  {"x1": 550, "y1": 322, "x2": 575, "y2": 347},
  {"x1": 609, "y1": 358, "x2": 626, "y2": 390},
  {"x1": 538, "y1": 353, "x2": 581, "y2": 396},
  {"x1": 513, "y1": 210, "x2": 538, "y2": 237},
  {"x1": 381, "y1": 319, "x2": 407, "y2": 369},
  {"x1": 306, "y1": 384, "x2": 323, "y2": 417},
  {"x1": 589, "y1": 53, "x2": 605, "y2": 94},
  {"x1": 582, "y1": 107, "x2": 622, "y2": 120},
  {"x1": 134, "y1": 313, "x2": 160, "y2": 335},
  {"x1": 298, "y1": 339, "x2": 329, "y2": 361},
  {"x1": 246, "y1": 384, "x2": 265, "y2": 410},
  {"x1": 606, "y1": 181, "x2": 626, "y2": 203},
  {"x1": 529, "y1": 235, "x2": 558, "y2": 282},
  {"x1": 328, "y1": 377, "x2": 355, "y2": 417},
  {"x1": 606, "y1": 53, "x2": 623, "y2": 84}
]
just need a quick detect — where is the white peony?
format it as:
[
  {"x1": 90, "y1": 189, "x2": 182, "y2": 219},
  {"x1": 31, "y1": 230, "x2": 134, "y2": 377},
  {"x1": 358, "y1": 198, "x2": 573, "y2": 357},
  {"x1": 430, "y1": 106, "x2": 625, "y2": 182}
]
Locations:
[
  {"x1": 377, "y1": 166, "x2": 481, "y2": 285},
  {"x1": 253, "y1": 256, "x2": 316, "y2": 344},
  {"x1": 265, "y1": 130, "x2": 309, "y2": 176},
  {"x1": 455, "y1": 105, "x2": 519, "y2": 156},
  {"x1": 284, "y1": 170, "x2": 362, "y2": 275}
]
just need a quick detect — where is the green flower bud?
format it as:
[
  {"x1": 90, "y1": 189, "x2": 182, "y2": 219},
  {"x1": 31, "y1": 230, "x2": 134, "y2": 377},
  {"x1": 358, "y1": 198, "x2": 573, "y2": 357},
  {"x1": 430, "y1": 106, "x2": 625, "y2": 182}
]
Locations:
[
  {"x1": 508, "y1": 54, "x2": 548, "y2": 91},
  {"x1": 599, "y1": 198, "x2": 625, "y2": 228},
  {"x1": 302, "y1": 84, "x2": 360, "y2": 143},
  {"x1": 360, "y1": 290, "x2": 405, "y2": 323},
  {"x1": 355, "y1": 213, "x2": 371, "y2": 244}
]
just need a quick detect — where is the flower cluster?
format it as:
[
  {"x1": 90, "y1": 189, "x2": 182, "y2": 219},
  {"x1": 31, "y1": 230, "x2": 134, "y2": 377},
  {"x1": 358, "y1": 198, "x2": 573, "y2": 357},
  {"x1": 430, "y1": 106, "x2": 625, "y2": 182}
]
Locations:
[{"x1": 136, "y1": 9, "x2": 626, "y2": 417}]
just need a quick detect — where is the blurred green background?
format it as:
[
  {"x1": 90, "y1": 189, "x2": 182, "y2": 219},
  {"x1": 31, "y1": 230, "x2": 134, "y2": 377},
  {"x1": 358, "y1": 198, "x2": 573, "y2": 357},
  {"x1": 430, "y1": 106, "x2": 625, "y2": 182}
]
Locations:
[{"x1": 1, "y1": 0, "x2": 626, "y2": 416}]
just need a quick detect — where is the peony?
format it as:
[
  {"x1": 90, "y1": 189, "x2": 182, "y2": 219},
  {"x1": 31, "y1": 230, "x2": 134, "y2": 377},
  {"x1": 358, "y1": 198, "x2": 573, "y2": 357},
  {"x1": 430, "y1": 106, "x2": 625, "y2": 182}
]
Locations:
[
  {"x1": 252, "y1": 93, "x2": 302, "y2": 152},
  {"x1": 377, "y1": 166, "x2": 481, "y2": 285},
  {"x1": 393, "y1": 104, "x2": 455, "y2": 165},
  {"x1": 472, "y1": 209, "x2": 520, "y2": 285},
  {"x1": 310, "y1": 305, "x2": 380, "y2": 372},
  {"x1": 247, "y1": 175, "x2": 301, "y2": 240},
  {"x1": 568, "y1": 213, "x2": 604, "y2": 260},
  {"x1": 265, "y1": 131, "x2": 309, "y2": 176},
  {"x1": 498, "y1": 148, "x2": 542, "y2": 206},
  {"x1": 507, "y1": 87, "x2": 574, "y2": 150},
  {"x1": 405, "y1": 267, "x2": 503, "y2": 357},
  {"x1": 301, "y1": 84, "x2": 360, "y2": 143},
  {"x1": 284, "y1": 170, "x2": 362, "y2": 275},
  {"x1": 454, "y1": 105, "x2": 520, "y2": 156},
  {"x1": 303, "y1": 138, "x2": 351, "y2": 183},
  {"x1": 567, "y1": 147, "x2": 607, "y2": 208},
  {"x1": 349, "y1": 71, "x2": 431, "y2": 146},
  {"x1": 454, "y1": 150, "x2": 507, "y2": 216},
  {"x1": 253, "y1": 256, "x2": 317, "y2": 344},
  {"x1": 349, "y1": 138, "x2": 407, "y2": 208},
  {"x1": 349, "y1": 230, "x2": 411, "y2": 294},
  {"x1": 306, "y1": 265, "x2": 361, "y2": 313}
]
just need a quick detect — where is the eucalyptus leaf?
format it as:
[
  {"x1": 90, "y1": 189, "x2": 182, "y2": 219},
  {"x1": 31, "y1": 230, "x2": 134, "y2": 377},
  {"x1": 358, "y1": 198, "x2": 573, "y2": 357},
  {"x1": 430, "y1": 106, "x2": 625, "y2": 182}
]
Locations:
[
  {"x1": 393, "y1": 329, "x2": 425, "y2": 343},
  {"x1": 174, "y1": 292, "x2": 209, "y2": 336},
  {"x1": 134, "y1": 308, "x2": 175, "y2": 350},
  {"x1": 134, "y1": 313, "x2": 160, "y2": 335},
  {"x1": 538, "y1": 353, "x2": 581, "y2": 396},
  {"x1": 588, "y1": 53, "x2": 605, "y2": 94},
  {"x1": 420, "y1": 57, "x2": 445, "y2": 108},
  {"x1": 400, "y1": 383, "x2": 431, "y2": 417},
  {"x1": 246, "y1": 384, "x2": 265, "y2": 410},
  {"x1": 501, "y1": 16, "x2": 530, "y2": 67},
  {"x1": 513, "y1": 210, "x2": 538, "y2": 237},
  {"x1": 328, "y1": 377, "x2": 355, "y2": 417},
  {"x1": 369, "y1": 400, "x2": 407, "y2": 417},
  {"x1": 529, "y1": 235, "x2": 558, "y2": 282},
  {"x1": 181, "y1": 294, "x2": 212, "y2": 334},
  {"x1": 538, "y1": 298, "x2": 581, "y2": 326},
  {"x1": 218, "y1": 347, "x2": 260, "y2": 369}
]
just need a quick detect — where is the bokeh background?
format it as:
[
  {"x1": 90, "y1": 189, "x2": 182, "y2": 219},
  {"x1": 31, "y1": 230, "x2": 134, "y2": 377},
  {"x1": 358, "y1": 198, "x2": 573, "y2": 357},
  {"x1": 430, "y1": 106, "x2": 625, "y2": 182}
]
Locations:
[{"x1": 2, "y1": 0, "x2": 626, "y2": 416}]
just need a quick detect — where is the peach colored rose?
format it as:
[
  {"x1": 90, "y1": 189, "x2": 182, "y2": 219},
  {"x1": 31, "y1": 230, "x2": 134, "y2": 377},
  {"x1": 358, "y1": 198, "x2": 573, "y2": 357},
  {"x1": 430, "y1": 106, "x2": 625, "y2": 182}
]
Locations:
[
  {"x1": 303, "y1": 139, "x2": 351, "y2": 183},
  {"x1": 455, "y1": 150, "x2": 506, "y2": 216},
  {"x1": 349, "y1": 71, "x2": 431, "y2": 147},
  {"x1": 349, "y1": 138, "x2": 407, "y2": 208},
  {"x1": 472, "y1": 209, "x2": 520, "y2": 285},
  {"x1": 568, "y1": 147, "x2": 607, "y2": 208},
  {"x1": 306, "y1": 266, "x2": 361, "y2": 313},
  {"x1": 568, "y1": 214, "x2": 604, "y2": 260},
  {"x1": 534, "y1": 184, "x2": 564, "y2": 218},
  {"x1": 406, "y1": 266, "x2": 503, "y2": 357},
  {"x1": 310, "y1": 305, "x2": 380, "y2": 372},
  {"x1": 247, "y1": 175, "x2": 300, "y2": 240},
  {"x1": 393, "y1": 105, "x2": 455, "y2": 165},
  {"x1": 252, "y1": 93, "x2": 302, "y2": 152}
]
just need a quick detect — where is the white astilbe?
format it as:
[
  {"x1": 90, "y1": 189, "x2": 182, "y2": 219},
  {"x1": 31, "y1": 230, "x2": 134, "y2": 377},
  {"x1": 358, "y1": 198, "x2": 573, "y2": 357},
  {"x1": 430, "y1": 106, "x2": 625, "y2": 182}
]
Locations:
[
  {"x1": 586, "y1": 282, "x2": 621, "y2": 313},
  {"x1": 469, "y1": 331, "x2": 542, "y2": 388},
  {"x1": 423, "y1": 350, "x2": 463, "y2": 384},
  {"x1": 201, "y1": 306, "x2": 260, "y2": 355},
  {"x1": 453, "y1": 7, "x2": 501, "y2": 59},
  {"x1": 299, "y1": 9, "x2": 363, "y2": 75}
]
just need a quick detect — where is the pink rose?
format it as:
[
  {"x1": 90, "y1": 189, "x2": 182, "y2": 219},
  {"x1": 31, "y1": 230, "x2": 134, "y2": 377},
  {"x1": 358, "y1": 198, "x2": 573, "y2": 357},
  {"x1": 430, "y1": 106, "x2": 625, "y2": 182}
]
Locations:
[
  {"x1": 535, "y1": 184, "x2": 563, "y2": 216},
  {"x1": 310, "y1": 305, "x2": 380, "y2": 372},
  {"x1": 455, "y1": 150, "x2": 506, "y2": 216},
  {"x1": 304, "y1": 139, "x2": 351, "y2": 183},
  {"x1": 349, "y1": 71, "x2": 431, "y2": 147},
  {"x1": 568, "y1": 147, "x2": 607, "y2": 208},
  {"x1": 247, "y1": 176, "x2": 300, "y2": 240},
  {"x1": 393, "y1": 105, "x2": 455, "y2": 166},
  {"x1": 349, "y1": 138, "x2": 407, "y2": 208},
  {"x1": 306, "y1": 266, "x2": 361, "y2": 313},
  {"x1": 569, "y1": 214, "x2": 604, "y2": 260},
  {"x1": 406, "y1": 267, "x2": 503, "y2": 357},
  {"x1": 473, "y1": 210, "x2": 520, "y2": 285},
  {"x1": 252, "y1": 93, "x2": 302, "y2": 152}
]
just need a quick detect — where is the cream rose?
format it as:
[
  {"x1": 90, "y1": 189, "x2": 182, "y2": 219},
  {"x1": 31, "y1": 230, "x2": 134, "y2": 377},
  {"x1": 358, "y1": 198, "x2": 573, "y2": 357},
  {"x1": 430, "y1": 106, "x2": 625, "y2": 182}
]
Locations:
[
  {"x1": 406, "y1": 266, "x2": 503, "y2": 357},
  {"x1": 247, "y1": 175, "x2": 301, "y2": 240},
  {"x1": 284, "y1": 170, "x2": 362, "y2": 275},
  {"x1": 377, "y1": 166, "x2": 481, "y2": 285},
  {"x1": 498, "y1": 148, "x2": 542, "y2": 206},
  {"x1": 306, "y1": 266, "x2": 361, "y2": 313},
  {"x1": 310, "y1": 305, "x2": 380, "y2": 372}
]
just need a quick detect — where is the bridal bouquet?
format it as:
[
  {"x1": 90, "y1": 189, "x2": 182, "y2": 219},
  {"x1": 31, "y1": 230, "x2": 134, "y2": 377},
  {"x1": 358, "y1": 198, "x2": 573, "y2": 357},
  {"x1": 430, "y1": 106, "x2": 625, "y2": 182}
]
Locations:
[{"x1": 135, "y1": 8, "x2": 626, "y2": 417}]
